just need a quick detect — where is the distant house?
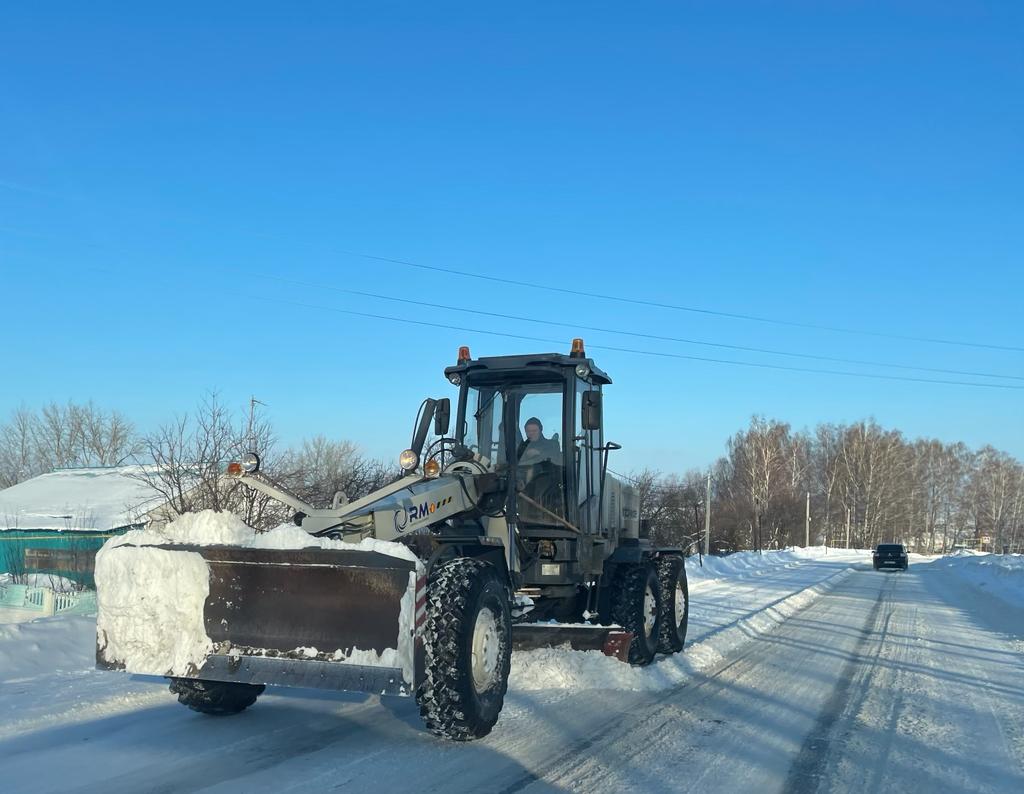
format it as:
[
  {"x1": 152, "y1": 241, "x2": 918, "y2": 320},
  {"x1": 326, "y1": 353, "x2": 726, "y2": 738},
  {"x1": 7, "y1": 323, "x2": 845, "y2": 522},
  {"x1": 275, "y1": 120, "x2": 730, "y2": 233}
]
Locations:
[{"x1": 0, "y1": 466, "x2": 179, "y2": 585}]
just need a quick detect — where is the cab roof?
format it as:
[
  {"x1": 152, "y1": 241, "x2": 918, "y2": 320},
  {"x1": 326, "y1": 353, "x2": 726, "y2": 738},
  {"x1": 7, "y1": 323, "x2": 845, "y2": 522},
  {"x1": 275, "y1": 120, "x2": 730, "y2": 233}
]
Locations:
[{"x1": 444, "y1": 351, "x2": 612, "y2": 385}]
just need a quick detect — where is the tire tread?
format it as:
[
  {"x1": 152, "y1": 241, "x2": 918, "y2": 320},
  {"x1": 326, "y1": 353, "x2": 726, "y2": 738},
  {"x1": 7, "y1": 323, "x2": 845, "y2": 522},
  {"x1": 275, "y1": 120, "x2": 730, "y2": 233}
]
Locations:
[
  {"x1": 609, "y1": 564, "x2": 660, "y2": 665},
  {"x1": 416, "y1": 558, "x2": 511, "y2": 741},
  {"x1": 656, "y1": 555, "x2": 688, "y2": 654}
]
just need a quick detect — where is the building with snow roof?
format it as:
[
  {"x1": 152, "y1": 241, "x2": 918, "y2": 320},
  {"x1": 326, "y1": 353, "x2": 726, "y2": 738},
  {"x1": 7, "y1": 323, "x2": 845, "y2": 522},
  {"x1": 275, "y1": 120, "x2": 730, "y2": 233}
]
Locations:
[{"x1": 0, "y1": 466, "x2": 178, "y2": 585}]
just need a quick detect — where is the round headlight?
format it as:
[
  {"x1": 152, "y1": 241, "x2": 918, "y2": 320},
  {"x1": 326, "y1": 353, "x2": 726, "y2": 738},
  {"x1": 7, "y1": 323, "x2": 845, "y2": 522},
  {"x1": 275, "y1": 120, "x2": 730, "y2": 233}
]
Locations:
[
  {"x1": 575, "y1": 363, "x2": 591, "y2": 378},
  {"x1": 241, "y1": 452, "x2": 261, "y2": 473},
  {"x1": 399, "y1": 449, "x2": 419, "y2": 471},
  {"x1": 447, "y1": 372, "x2": 462, "y2": 386}
]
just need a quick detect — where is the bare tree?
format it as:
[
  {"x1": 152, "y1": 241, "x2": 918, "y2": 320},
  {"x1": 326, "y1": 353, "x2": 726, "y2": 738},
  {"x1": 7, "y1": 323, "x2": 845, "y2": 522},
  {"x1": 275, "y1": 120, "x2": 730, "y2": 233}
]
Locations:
[
  {"x1": 726, "y1": 416, "x2": 794, "y2": 550},
  {"x1": 76, "y1": 402, "x2": 138, "y2": 465},
  {"x1": 626, "y1": 468, "x2": 708, "y2": 553},
  {"x1": 278, "y1": 436, "x2": 394, "y2": 508},
  {"x1": 0, "y1": 408, "x2": 37, "y2": 488},
  {"x1": 965, "y1": 446, "x2": 1021, "y2": 552},
  {"x1": 129, "y1": 393, "x2": 286, "y2": 531},
  {"x1": 668, "y1": 418, "x2": 1021, "y2": 556},
  {"x1": 0, "y1": 401, "x2": 141, "y2": 486}
]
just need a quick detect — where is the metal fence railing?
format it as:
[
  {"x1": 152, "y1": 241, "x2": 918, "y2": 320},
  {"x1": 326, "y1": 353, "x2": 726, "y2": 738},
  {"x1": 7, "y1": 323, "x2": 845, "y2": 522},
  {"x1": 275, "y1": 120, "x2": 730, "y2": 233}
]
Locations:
[{"x1": 0, "y1": 583, "x2": 97, "y2": 616}]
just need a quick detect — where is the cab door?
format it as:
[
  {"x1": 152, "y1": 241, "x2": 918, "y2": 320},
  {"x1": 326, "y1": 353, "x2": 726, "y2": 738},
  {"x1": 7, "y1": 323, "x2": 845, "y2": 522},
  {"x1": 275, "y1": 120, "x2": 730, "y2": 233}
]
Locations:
[
  {"x1": 574, "y1": 379, "x2": 603, "y2": 536},
  {"x1": 507, "y1": 382, "x2": 573, "y2": 530}
]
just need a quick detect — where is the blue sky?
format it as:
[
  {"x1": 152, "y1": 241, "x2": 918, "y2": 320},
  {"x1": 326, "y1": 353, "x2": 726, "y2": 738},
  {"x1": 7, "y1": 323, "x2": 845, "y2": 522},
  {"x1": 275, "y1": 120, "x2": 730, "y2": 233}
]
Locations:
[{"x1": 3, "y1": 1, "x2": 1022, "y2": 472}]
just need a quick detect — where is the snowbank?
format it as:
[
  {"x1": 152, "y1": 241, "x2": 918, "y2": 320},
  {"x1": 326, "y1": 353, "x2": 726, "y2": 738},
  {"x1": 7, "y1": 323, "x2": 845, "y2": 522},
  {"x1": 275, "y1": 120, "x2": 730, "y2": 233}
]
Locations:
[
  {"x1": 510, "y1": 548, "x2": 859, "y2": 693},
  {"x1": 686, "y1": 546, "x2": 840, "y2": 586},
  {"x1": 0, "y1": 615, "x2": 96, "y2": 683},
  {"x1": 938, "y1": 552, "x2": 1024, "y2": 608}
]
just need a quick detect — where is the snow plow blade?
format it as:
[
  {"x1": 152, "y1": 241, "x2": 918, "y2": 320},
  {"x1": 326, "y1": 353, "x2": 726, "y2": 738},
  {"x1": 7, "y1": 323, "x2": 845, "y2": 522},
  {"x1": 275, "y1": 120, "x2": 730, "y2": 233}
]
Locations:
[
  {"x1": 511, "y1": 624, "x2": 633, "y2": 662},
  {"x1": 96, "y1": 544, "x2": 422, "y2": 696}
]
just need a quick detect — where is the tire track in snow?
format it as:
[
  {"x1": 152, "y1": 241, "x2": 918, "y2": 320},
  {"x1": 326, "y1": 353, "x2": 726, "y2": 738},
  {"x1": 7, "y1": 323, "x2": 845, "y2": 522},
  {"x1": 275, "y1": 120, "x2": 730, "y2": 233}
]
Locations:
[
  {"x1": 0, "y1": 682, "x2": 173, "y2": 745},
  {"x1": 786, "y1": 567, "x2": 1024, "y2": 794},
  {"x1": 782, "y1": 572, "x2": 890, "y2": 793},
  {"x1": 498, "y1": 564, "x2": 861, "y2": 793},
  {"x1": 497, "y1": 645, "x2": 765, "y2": 794},
  {"x1": 71, "y1": 696, "x2": 389, "y2": 794}
]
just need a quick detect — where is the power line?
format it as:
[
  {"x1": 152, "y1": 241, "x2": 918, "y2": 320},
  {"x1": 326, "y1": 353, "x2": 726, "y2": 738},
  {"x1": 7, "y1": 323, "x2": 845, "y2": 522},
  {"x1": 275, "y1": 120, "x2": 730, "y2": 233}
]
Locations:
[
  {"x1": 251, "y1": 272, "x2": 1024, "y2": 383},
  {"x1": 328, "y1": 248, "x2": 1024, "y2": 354},
  {"x1": 251, "y1": 294, "x2": 1024, "y2": 391},
  {"x1": 73, "y1": 261, "x2": 1024, "y2": 389}
]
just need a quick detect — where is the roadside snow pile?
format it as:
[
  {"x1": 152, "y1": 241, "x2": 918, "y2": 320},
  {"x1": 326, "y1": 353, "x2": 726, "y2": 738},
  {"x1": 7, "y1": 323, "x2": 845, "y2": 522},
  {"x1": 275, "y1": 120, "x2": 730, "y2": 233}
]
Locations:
[
  {"x1": 510, "y1": 548, "x2": 861, "y2": 693},
  {"x1": 95, "y1": 510, "x2": 418, "y2": 677},
  {"x1": 687, "y1": 546, "x2": 839, "y2": 586},
  {"x1": 940, "y1": 552, "x2": 1024, "y2": 608}
]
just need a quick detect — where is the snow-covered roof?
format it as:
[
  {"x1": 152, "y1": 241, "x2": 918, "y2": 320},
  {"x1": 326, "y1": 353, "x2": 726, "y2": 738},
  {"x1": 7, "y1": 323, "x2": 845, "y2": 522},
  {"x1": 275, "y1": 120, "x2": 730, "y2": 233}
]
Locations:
[{"x1": 0, "y1": 466, "x2": 167, "y2": 532}]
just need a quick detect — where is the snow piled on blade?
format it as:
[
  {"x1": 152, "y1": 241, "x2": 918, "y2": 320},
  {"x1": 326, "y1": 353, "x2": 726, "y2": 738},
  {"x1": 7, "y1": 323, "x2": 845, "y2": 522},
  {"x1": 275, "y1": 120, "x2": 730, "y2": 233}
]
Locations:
[
  {"x1": 94, "y1": 509, "x2": 418, "y2": 677},
  {"x1": 103, "y1": 508, "x2": 417, "y2": 560},
  {"x1": 95, "y1": 545, "x2": 212, "y2": 676}
]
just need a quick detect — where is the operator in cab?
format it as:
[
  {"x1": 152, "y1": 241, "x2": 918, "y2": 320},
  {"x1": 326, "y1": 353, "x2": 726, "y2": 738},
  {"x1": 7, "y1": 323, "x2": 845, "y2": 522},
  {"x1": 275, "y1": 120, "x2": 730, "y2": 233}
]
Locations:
[{"x1": 518, "y1": 417, "x2": 560, "y2": 465}]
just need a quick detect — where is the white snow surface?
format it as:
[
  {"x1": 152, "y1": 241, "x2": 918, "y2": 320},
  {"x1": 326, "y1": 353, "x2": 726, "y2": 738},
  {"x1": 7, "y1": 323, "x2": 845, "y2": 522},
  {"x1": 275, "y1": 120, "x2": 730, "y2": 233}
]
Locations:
[
  {"x1": 935, "y1": 551, "x2": 1024, "y2": 607},
  {"x1": 105, "y1": 508, "x2": 418, "y2": 561},
  {"x1": 0, "y1": 465, "x2": 166, "y2": 531},
  {"x1": 0, "y1": 572, "x2": 81, "y2": 590},
  {"x1": 511, "y1": 546, "x2": 855, "y2": 692},
  {"x1": 5, "y1": 547, "x2": 1023, "y2": 793},
  {"x1": 0, "y1": 615, "x2": 96, "y2": 683},
  {"x1": 94, "y1": 545, "x2": 212, "y2": 676}
]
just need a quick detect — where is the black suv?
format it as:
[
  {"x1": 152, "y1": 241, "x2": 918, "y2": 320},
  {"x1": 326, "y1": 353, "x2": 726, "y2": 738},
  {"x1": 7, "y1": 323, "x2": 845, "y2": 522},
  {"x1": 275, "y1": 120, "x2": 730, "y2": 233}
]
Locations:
[{"x1": 873, "y1": 543, "x2": 908, "y2": 571}]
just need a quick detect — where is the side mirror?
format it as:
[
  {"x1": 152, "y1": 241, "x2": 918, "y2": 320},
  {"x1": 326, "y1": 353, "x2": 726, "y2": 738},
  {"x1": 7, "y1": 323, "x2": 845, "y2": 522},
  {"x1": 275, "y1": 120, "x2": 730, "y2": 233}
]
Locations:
[
  {"x1": 582, "y1": 390, "x2": 602, "y2": 430},
  {"x1": 412, "y1": 398, "x2": 437, "y2": 456},
  {"x1": 434, "y1": 397, "x2": 451, "y2": 436}
]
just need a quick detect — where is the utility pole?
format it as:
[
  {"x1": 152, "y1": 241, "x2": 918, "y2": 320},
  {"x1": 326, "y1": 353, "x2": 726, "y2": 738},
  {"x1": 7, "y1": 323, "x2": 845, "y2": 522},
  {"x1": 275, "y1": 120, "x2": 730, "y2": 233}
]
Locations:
[
  {"x1": 805, "y1": 491, "x2": 810, "y2": 547},
  {"x1": 845, "y1": 506, "x2": 851, "y2": 549},
  {"x1": 691, "y1": 501, "x2": 703, "y2": 567},
  {"x1": 248, "y1": 396, "x2": 267, "y2": 450},
  {"x1": 703, "y1": 471, "x2": 712, "y2": 557}
]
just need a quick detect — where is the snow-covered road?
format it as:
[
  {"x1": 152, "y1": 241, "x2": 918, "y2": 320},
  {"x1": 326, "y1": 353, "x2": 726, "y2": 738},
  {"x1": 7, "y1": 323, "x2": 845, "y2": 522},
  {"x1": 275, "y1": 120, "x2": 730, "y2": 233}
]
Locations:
[
  {"x1": 528, "y1": 562, "x2": 1024, "y2": 794},
  {"x1": 2, "y1": 551, "x2": 1022, "y2": 793}
]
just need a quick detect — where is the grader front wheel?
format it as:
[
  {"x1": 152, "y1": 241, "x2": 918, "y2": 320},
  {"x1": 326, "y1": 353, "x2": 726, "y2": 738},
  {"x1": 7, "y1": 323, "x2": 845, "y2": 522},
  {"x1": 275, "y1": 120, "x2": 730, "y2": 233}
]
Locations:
[{"x1": 416, "y1": 558, "x2": 512, "y2": 741}]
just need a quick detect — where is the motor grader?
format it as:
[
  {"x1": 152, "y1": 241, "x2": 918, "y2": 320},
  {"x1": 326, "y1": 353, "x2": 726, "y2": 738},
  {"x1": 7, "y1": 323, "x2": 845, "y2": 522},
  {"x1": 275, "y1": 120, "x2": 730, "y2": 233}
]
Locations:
[{"x1": 96, "y1": 340, "x2": 689, "y2": 740}]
